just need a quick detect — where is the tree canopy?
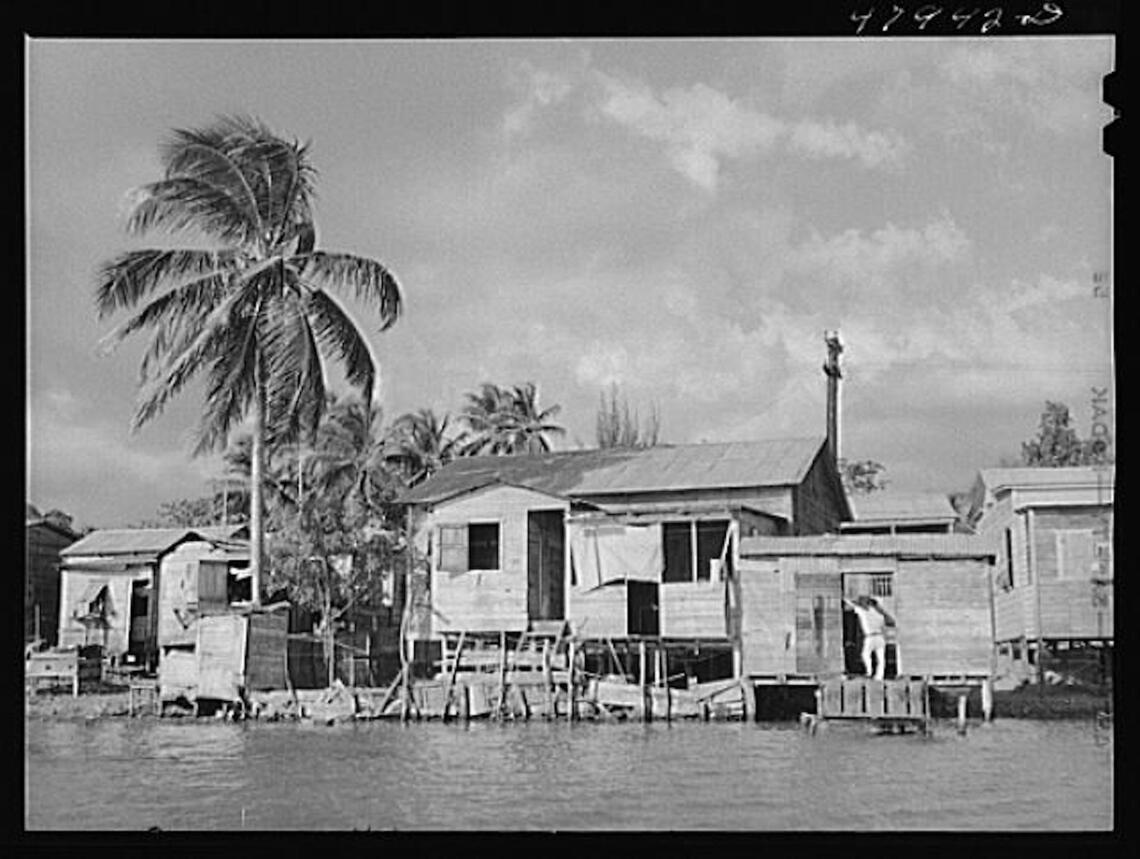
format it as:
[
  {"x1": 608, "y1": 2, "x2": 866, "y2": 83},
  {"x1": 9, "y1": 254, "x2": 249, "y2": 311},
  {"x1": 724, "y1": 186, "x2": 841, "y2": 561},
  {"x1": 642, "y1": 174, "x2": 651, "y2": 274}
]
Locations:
[
  {"x1": 595, "y1": 383, "x2": 661, "y2": 449},
  {"x1": 95, "y1": 114, "x2": 403, "y2": 599},
  {"x1": 1020, "y1": 400, "x2": 1112, "y2": 467}
]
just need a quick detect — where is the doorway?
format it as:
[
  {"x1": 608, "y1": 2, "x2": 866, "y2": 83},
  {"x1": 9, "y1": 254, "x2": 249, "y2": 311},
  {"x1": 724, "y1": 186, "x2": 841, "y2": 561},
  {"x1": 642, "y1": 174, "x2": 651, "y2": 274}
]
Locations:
[
  {"x1": 527, "y1": 510, "x2": 565, "y2": 622},
  {"x1": 841, "y1": 573, "x2": 898, "y2": 678}
]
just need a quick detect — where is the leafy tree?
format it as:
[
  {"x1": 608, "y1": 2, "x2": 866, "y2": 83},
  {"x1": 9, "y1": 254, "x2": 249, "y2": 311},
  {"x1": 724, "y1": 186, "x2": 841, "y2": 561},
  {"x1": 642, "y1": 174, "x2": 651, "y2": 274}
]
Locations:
[
  {"x1": 459, "y1": 381, "x2": 565, "y2": 455},
  {"x1": 95, "y1": 114, "x2": 403, "y2": 603},
  {"x1": 840, "y1": 458, "x2": 888, "y2": 494},
  {"x1": 136, "y1": 496, "x2": 220, "y2": 528},
  {"x1": 385, "y1": 407, "x2": 461, "y2": 487},
  {"x1": 595, "y1": 383, "x2": 661, "y2": 449},
  {"x1": 1020, "y1": 401, "x2": 1112, "y2": 467},
  {"x1": 265, "y1": 396, "x2": 405, "y2": 685}
]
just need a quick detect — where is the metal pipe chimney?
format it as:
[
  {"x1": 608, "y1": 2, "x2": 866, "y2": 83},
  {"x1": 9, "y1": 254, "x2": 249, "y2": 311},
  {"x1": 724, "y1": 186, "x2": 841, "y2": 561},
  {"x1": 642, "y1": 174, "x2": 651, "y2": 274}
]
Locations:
[{"x1": 823, "y1": 330, "x2": 843, "y2": 466}]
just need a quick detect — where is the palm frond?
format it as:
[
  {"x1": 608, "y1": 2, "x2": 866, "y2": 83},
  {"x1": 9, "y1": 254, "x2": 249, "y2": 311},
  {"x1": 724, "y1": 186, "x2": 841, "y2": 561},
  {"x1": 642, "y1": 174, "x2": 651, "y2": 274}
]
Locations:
[
  {"x1": 160, "y1": 129, "x2": 264, "y2": 235},
  {"x1": 259, "y1": 290, "x2": 326, "y2": 448},
  {"x1": 133, "y1": 287, "x2": 253, "y2": 432},
  {"x1": 125, "y1": 178, "x2": 258, "y2": 245},
  {"x1": 95, "y1": 248, "x2": 238, "y2": 319},
  {"x1": 192, "y1": 307, "x2": 262, "y2": 454},
  {"x1": 304, "y1": 288, "x2": 377, "y2": 407},
  {"x1": 296, "y1": 252, "x2": 402, "y2": 331}
]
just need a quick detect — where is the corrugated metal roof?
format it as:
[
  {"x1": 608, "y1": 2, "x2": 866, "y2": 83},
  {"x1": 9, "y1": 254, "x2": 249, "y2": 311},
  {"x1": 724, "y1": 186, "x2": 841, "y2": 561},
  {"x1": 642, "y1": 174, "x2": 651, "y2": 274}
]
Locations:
[
  {"x1": 740, "y1": 533, "x2": 995, "y2": 558},
  {"x1": 60, "y1": 525, "x2": 247, "y2": 558},
  {"x1": 847, "y1": 492, "x2": 957, "y2": 524},
  {"x1": 401, "y1": 438, "x2": 826, "y2": 505}
]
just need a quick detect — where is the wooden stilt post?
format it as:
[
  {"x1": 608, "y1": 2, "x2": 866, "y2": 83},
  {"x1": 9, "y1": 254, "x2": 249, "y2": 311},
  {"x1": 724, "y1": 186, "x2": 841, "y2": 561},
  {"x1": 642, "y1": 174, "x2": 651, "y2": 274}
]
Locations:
[
  {"x1": 956, "y1": 692, "x2": 968, "y2": 735},
  {"x1": 543, "y1": 639, "x2": 553, "y2": 720},
  {"x1": 606, "y1": 638, "x2": 622, "y2": 680},
  {"x1": 497, "y1": 630, "x2": 507, "y2": 720},
  {"x1": 982, "y1": 678, "x2": 994, "y2": 723},
  {"x1": 568, "y1": 638, "x2": 577, "y2": 722},
  {"x1": 639, "y1": 640, "x2": 650, "y2": 722},
  {"x1": 443, "y1": 630, "x2": 466, "y2": 723}
]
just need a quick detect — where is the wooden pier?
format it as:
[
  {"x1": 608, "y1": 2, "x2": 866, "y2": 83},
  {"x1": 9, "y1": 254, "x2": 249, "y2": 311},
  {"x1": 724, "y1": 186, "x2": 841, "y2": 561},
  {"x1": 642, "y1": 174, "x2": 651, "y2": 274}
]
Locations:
[{"x1": 805, "y1": 677, "x2": 931, "y2": 734}]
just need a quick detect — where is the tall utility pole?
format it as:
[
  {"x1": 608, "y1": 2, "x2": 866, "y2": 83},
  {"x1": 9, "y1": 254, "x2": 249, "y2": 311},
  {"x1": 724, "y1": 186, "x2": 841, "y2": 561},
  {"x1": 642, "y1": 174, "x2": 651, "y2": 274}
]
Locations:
[{"x1": 823, "y1": 330, "x2": 844, "y2": 466}]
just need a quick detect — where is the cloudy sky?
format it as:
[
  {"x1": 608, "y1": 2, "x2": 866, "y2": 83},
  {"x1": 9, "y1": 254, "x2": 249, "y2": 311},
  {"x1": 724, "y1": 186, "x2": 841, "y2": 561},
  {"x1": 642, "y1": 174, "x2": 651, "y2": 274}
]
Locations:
[{"x1": 27, "y1": 38, "x2": 1114, "y2": 528}]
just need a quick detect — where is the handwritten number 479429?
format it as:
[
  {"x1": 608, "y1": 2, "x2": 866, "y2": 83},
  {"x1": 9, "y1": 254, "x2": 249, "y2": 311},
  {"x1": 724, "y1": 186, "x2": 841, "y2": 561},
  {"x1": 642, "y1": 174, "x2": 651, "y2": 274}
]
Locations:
[{"x1": 850, "y1": 4, "x2": 1063, "y2": 34}]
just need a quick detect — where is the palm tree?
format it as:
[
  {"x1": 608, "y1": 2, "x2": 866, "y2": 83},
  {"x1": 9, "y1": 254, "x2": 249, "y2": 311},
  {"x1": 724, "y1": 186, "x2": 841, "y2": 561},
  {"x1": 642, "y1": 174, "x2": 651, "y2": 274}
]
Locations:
[
  {"x1": 385, "y1": 408, "x2": 461, "y2": 487},
  {"x1": 459, "y1": 381, "x2": 564, "y2": 455},
  {"x1": 95, "y1": 115, "x2": 403, "y2": 604},
  {"x1": 504, "y1": 381, "x2": 566, "y2": 454},
  {"x1": 307, "y1": 394, "x2": 402, "y2": 516}
]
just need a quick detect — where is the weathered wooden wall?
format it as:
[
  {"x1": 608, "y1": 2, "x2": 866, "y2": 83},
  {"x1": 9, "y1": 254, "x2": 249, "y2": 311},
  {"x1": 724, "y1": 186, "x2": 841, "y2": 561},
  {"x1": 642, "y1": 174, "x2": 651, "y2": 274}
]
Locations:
[
  {"x1": 158, "y1": 543, "x2": 230, "y2": 648},
  {"x1": 25, "y1": 523, "x2": 75, "y2": 644},
  {"x1": 793, "y1": 565, "x2": 844, "y2": 674},
  {"x1": 196, "y1": 614, "x2": 247, "y2": 701},
  {"x1": 792, "y1": 450, "x2": 849, "y2": 535},
  {"x1": 569, "y1": 581, "x2": 628, "y2": 637},
  {"x1": 158, "y1": 646, "x2": 197, "y2": 700},
  {"x1": 424, "y1": 485, "x2": 569, "y2": 634},
  {"x1": 660, "y1": 580, "x2": 727, "y2": 638},
  {"x1": 738, "y1": 558, "x2": 796, "y2": 675},
  {"x1": 245, "y1": 611, "x2": 288, "y2": 691},
  {"x1": 894, "y1": 558, "x2": 991, "y2": 675}
]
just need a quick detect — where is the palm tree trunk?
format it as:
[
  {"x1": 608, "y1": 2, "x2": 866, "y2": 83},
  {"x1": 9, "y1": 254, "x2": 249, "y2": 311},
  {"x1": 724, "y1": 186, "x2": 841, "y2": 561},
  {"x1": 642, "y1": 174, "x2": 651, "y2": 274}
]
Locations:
[{"x1": 250, "y1": 362, "x2": 266, "y2": 607}]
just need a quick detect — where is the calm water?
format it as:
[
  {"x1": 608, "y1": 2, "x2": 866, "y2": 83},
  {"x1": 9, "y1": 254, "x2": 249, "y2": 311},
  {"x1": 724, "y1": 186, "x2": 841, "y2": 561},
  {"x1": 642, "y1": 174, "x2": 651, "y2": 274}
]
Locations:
[{"x1": 25, "y1": 717, "x2": 1112, "y2": 831}]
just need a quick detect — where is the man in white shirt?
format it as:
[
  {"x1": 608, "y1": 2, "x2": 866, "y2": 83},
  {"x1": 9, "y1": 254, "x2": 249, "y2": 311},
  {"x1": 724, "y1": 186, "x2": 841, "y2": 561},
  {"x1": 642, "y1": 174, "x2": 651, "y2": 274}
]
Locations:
[{"x1": 844, "y1": 595, "x2": 894, "y2": 680}]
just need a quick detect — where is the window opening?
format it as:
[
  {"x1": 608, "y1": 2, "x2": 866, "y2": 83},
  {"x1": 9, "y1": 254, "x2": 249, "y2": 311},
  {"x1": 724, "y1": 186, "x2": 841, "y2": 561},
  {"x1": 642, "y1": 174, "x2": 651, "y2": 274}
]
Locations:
[{"x1": 467, "y1": 523, "x2": 500, "y2": 570}]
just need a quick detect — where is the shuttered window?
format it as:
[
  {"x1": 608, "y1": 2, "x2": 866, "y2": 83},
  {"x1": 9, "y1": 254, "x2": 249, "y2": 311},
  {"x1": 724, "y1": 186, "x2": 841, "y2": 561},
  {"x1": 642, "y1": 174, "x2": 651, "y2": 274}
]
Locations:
[{"x1": 438, "y1": 526, "x2": 468, "y2": 572}]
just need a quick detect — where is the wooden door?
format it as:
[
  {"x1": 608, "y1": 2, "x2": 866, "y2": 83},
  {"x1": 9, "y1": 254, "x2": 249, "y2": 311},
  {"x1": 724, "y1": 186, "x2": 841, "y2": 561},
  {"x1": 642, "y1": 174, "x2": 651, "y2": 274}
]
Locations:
[
  {"x1": 795, "y1": 573, "x2": 843, "y2": 674},
  {"x1": 527, "y1": 511, "x2": 565, "y2": 622},
  {"x1": 627, "y1": 581, "x2": 660, "y2": 636}
]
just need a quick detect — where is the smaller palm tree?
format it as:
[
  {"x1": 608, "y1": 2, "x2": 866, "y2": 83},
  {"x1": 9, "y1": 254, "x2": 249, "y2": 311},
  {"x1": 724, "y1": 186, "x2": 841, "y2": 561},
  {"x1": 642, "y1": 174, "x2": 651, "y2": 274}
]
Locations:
[
  {"x1": 458, "y1": 381, "x2": 564, "y2": 455},
  {"x1": 386, "y1": 408, "x2": 461, "y2": 486}
]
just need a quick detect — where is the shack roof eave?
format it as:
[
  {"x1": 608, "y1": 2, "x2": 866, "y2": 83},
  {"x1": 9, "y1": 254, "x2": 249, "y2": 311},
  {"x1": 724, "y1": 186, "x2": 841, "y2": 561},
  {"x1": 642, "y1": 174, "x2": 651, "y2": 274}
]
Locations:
[{"x1": 739, "y1": 533, "x2": 996, "y2": 559}]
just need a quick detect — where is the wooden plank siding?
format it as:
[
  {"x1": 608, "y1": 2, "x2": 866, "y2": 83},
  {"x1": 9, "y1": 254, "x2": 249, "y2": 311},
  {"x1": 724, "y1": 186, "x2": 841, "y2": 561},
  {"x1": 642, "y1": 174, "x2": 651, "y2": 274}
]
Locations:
[
  {"x1": 25, "y1": 523, "x2": 76, "y2": 644},
  {"x1": 569, "y1": 582, "x2": 629, "y2": 638},
  {"x1": 426, "y1": 485, "x2": 569, "y2": 635},
  {"x1": 739, "y1": 546, "x2": 995, "y2": 679},
  {"x1": 792, "y1": 449, "x2": 850, "y2": 535},
  {"x1": 659, "y1": 580, "x2": 727, "y2": 638},
  {"x1": 893, "y1": 558, "x2": 991, "y2": 676},
  {"x1": 738, "y1": 558, "x2": 796, "y2": 675},
  {"x1": 196, "y1": 614, "x2": 247, "y2": 701}
]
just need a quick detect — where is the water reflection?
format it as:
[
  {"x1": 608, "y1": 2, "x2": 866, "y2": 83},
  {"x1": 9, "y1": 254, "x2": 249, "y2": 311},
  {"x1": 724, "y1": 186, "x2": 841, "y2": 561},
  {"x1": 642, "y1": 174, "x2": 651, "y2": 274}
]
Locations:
[{"x1": 26, "y1": 718, "x2": 1112, "y2": 831}]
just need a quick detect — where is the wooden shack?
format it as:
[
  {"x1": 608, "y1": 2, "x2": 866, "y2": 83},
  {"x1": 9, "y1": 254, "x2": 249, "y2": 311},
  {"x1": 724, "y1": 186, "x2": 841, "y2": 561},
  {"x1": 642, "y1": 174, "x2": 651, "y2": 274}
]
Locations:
[
  {"x1": 737, "y1": 534, "x2": 997, "y2": 681},
  {"x1": 969, "y1": 466, "x2": 1113, "y2": 684},
  {"x1": 58, "y1": 525, "x2": 247, "y2": 667},
  {"x1": 158, "y1": 605, "x2": 288, "y2": 705},
  {"x1": 402, "y1": 439, "x2": 850, "y2": 659},
  {"x1": 25, "y1": 506, "x2": 80, "y2": 645}
]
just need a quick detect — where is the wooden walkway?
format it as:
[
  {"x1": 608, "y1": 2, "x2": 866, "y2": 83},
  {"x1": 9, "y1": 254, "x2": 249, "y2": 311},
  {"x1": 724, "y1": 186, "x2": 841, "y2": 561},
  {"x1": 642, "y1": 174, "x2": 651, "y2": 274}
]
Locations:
[{"x1": 806, "y1": 677, "x2": 931, "y2": 734}]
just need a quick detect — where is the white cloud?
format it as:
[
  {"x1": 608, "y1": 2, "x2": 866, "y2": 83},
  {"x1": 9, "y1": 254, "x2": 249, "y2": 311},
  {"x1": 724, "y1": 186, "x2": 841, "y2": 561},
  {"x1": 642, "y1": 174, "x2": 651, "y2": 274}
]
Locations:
[
  {"x1": 502, "y1": 62, "x2": 574, "y2": 138},
  {"x1": 593, "y1": 74, "x2": 906, "y2": 190},
  {"x1": 791, "y1": 216, "x2": 971, "y2": 287},
  {"x1": 787, "y1": 119, "x2": 908, "y2": 168}
]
